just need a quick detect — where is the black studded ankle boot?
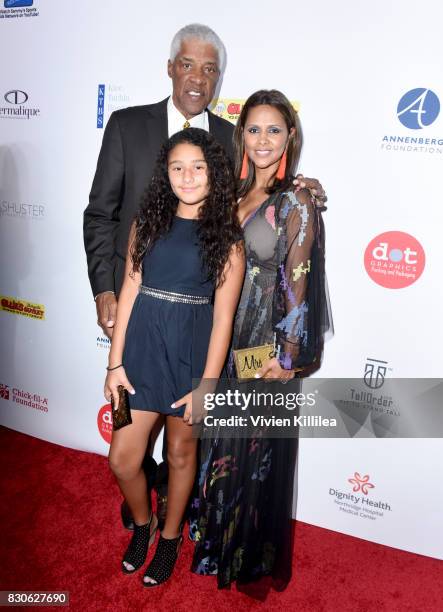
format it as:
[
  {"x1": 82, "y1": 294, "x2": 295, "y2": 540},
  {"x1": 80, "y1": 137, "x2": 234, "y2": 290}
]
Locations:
[{"x1": 121, "y1": 513, "x2": 157, "y2": 574}]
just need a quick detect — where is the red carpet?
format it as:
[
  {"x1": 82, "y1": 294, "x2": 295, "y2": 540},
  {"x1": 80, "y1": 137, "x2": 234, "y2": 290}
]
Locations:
[{"x1": 0, "y1": 426, "x2": 441, "y2": 612}]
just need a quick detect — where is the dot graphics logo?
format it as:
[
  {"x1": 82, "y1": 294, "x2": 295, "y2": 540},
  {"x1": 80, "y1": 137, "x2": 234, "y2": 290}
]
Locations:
[
  {"x1": 97, "y1": 403, "x2": 112, "y2": 443},
  {"x1": 397, "y1": 88, "x2": 440, "y2": 130},
  {"x1": 364, "y1": 231, "x2": 425, "y2": 289}
]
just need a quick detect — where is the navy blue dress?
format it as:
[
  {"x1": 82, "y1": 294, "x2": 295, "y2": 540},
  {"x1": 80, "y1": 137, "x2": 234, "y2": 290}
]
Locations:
[{"x1": 123, "y1": 216, "x2": 214, "y2": 417}]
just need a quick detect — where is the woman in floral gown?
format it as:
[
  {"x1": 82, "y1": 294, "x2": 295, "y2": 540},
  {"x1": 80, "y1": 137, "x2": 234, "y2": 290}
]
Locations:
[{"x1": 191, "y1": 90, "x2": 330, "y2": 590}]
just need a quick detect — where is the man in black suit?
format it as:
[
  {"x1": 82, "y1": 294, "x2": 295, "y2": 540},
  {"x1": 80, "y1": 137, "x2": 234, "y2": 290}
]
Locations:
[
  {"x1": 84, "y1": 24, "x2": 233, "y2": 313},
  {"x1": 84, "y1": 23, "x2": 234, "y2": 531}
]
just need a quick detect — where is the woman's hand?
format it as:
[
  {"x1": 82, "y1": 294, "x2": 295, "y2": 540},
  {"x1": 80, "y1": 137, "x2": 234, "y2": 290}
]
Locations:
[
  {"x1": 172, "y1": 386, "x2": 209, "y2": 425},
  {"x1": 255, "y1": 357, "x2": 295, "y2": 383},
  {"x1": 293, "y1": 173, "x2": 327, "y2": 208},
  {"x1": 104, "y1": 366, "x2": 135, "y2": 408},
  {"x1": 171, "y1": 392, "x2": 194, "y2": 425}
]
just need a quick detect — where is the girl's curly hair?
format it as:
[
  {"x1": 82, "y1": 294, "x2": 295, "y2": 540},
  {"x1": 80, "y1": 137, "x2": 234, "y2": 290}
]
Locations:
[{"x1": 131, "y1": 128, "x2": 242, "y2": 286}]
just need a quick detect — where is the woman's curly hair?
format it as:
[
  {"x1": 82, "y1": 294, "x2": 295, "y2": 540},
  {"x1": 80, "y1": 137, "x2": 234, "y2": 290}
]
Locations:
[{"x1": 131, "y1": 128, "x2": 242, "y2": 287}]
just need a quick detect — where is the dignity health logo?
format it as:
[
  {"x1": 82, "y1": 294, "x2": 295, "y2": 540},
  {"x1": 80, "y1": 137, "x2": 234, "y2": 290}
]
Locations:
[
  {"x1": 329, "y1": 472, "x2": 391, "y2": 520},
  {"x1": 348, "y1": 472, "x2": 375, "y2": 495},
  {"x1": 382, "y1": 87, "x2": 442, "y2": 155}
]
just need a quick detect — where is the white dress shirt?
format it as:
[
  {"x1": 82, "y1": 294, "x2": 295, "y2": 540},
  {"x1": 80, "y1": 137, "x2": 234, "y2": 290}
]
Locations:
[{"x1": 167, "y1": 96, "x2": 208, "y2": 137}]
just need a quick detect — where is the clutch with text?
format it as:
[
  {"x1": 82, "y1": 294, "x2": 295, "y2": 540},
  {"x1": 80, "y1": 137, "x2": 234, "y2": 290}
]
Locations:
[
  {"x1": 111, "y1": 385, "x2": 132, "y2": 430},
  {"x1": 233, "y1": 344, "x2": 275, "y2": 381}
]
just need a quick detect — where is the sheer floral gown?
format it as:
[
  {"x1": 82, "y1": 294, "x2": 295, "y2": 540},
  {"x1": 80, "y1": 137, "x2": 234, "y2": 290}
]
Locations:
[{"x1": 191, "y1": 188, "x2": 330, "y2": 589}]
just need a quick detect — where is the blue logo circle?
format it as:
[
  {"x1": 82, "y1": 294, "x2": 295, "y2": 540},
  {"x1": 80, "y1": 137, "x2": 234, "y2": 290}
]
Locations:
[
  {"x1": 397, "y1": 88, "x2": 440, "y2": 129},
  {"x1": 389, "y1": 248, "x2": 403, "y2": 262}
]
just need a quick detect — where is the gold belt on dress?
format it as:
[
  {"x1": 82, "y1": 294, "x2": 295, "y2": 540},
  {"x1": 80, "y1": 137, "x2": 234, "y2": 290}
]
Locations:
[{"x1": 139, "y1": 285, "x2": 211, "y2": 305}]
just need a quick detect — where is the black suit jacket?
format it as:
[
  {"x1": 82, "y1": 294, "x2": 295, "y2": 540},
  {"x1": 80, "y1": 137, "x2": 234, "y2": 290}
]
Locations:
[{"x1": 83, "y1": 97, "x2": 234, "y2": 297}]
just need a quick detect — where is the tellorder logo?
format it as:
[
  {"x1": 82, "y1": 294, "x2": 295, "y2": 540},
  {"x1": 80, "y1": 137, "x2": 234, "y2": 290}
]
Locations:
[
  {"x1": 0, "y1": 295, "x2": 45, "y2": 319},
  {"x1": 97, "y1": 403, "x2": 113, "y2": 444},
  {"x1": 364, "y1": 231, "x2": 425, "y2": 289}
]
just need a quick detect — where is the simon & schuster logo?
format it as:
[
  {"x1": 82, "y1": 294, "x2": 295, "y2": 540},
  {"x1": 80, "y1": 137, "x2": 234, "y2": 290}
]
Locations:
[{"x1": 0, "y1": 200, "x2": 45, "y2": 220}]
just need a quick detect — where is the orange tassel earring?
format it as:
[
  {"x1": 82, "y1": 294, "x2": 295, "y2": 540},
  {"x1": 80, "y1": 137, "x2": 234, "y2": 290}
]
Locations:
[
  {"x1": 276, "y1": 151, "x2": 287, "y2": 180},
  {"x1": 240, "y1": 152, "x2": 249, "y2": 179}
]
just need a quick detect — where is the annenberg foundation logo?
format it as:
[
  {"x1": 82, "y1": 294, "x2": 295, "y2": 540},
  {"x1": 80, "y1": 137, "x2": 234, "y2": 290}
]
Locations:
[
  {"x1": 0, "y1": 295, "x2": 45, "y2": 320},
  {"x1": 97, "y1": 403, "x2": 113, "y2": 444},
  {"x1": 0, "y1": 384, "x2": 10, "y2": 400},
  {"x1": 397, "y1": 88, "x2": 440, "y2": 130},
  {"x1": 348, "y1": 472, "x2": 374, "y2": 495},
  {"x1": 364, "y1": 231, "x2": 425, "y2": 289},
  {"x1": 381, "y1": 87, "x2": 443, "y2": 155},
  {"x1": 96, "y1": 334, "x2": 111, "y2": 349}
]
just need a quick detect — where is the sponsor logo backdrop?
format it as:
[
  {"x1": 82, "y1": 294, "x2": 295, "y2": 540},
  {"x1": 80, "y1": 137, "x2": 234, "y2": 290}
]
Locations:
[{"x1": 0, "y1": 0, "x2": 442, "y2": 560}]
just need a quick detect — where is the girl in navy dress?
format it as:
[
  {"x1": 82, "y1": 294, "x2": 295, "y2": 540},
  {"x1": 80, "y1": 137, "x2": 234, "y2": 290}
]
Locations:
[{"x1": 104, "y1": 128, "x2": 245, "y2": 586}]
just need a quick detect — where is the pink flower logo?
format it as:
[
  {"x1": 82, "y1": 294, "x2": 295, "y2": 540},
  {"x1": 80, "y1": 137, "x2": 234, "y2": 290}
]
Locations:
[{"x1": 348, "y1": 472, "x2": 375, "y2": 495}]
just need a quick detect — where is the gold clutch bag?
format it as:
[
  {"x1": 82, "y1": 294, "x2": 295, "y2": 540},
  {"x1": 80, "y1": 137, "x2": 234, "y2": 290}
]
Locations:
[
  {"x1": 233, "y1": 344, "x2": 275, "y2": 380},
  {"x1": 110, "y1": 385, "x2": 132, "y2": 430}
]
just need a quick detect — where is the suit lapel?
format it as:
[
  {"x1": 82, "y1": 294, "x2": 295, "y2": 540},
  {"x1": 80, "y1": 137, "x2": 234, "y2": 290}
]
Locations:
[
  {"x1": 145, "y1": 97, "x2": 169, "y2": 148},
  {"x1": 208, "y1": 111, "x2": 224, "y2": 142}
]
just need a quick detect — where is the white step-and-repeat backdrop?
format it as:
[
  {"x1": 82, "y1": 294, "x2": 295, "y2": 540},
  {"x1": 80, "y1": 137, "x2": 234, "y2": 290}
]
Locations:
[{"x1": 1, "y1": 1, "x2": 442, "y2": 560}]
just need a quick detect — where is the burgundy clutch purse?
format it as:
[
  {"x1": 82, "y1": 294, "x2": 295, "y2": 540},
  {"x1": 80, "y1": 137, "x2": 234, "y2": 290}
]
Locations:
[{"x1": 110, "y1": 385, "x2": 132, "y2": 430}]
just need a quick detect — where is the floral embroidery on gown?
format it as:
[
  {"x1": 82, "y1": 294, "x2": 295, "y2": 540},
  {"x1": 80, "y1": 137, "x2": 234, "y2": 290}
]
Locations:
[{"x1": 190, "y1": 189, "x2": 330, "y2": 589}]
